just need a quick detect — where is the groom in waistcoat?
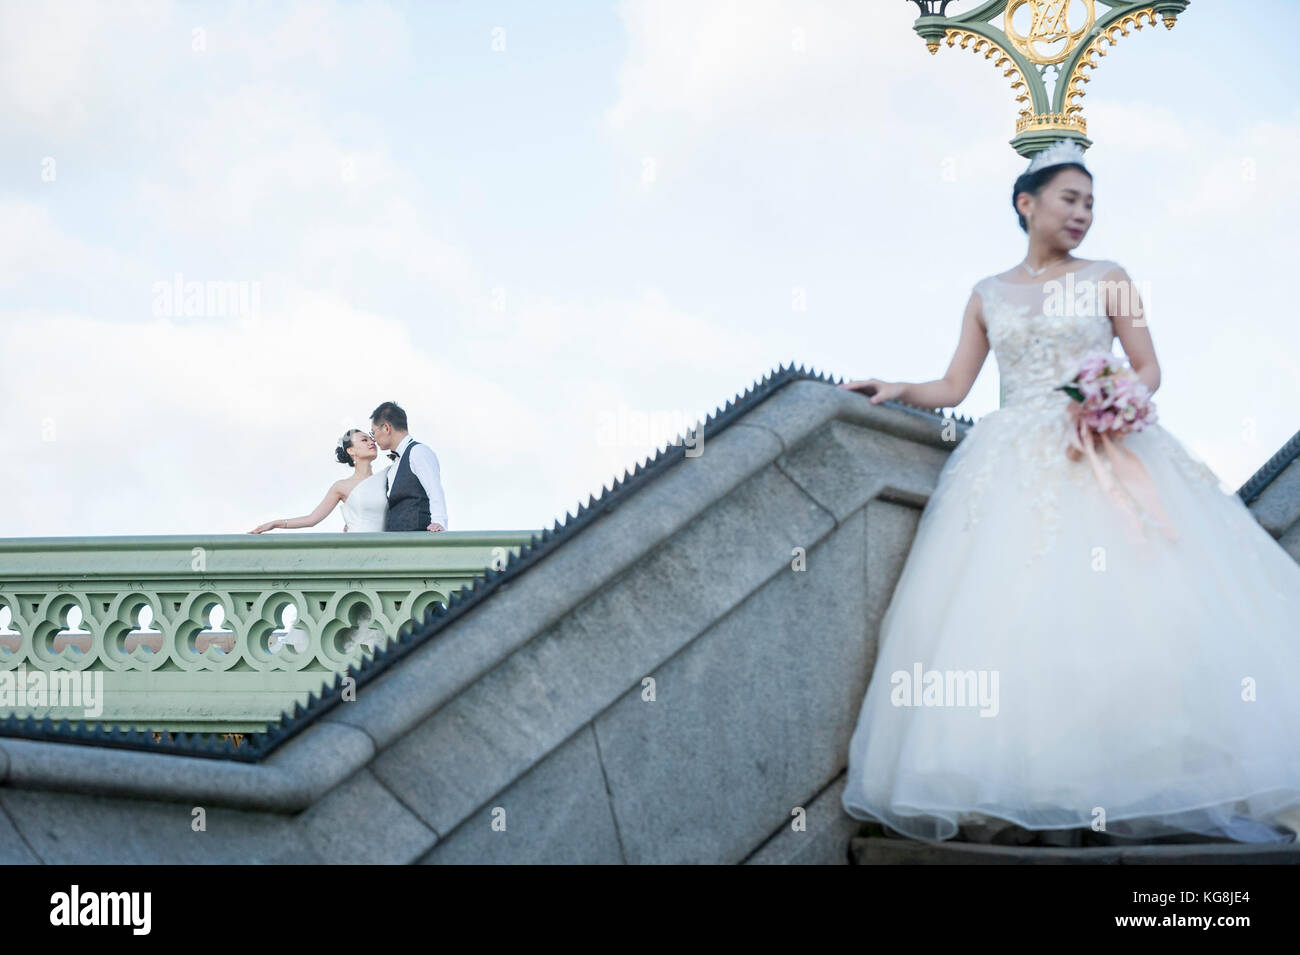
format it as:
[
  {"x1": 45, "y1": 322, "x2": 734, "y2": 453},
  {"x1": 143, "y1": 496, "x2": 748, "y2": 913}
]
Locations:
[{"x1": 369, "y1": 401, "x2": 449, "y2": 533}]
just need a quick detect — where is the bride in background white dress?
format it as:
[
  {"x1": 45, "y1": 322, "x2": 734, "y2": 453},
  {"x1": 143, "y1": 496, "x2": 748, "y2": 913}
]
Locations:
[
  {"x1": 838, "y1": 140, "x2": 1300, "y2": 845},
  {"x1": 249, "y1": 428, "x2": 391, "y2": 533}
]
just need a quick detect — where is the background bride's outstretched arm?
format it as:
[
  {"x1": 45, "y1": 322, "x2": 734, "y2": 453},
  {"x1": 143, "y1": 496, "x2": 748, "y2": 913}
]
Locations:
[
  {"x1": 1104, "y1": 264, "x2": 1160, "y2": 395},
  {"x1": 249, "y1": 484, "x2": 345, "y2": 533},
  {"x1": 839, "y1": 290, "x2": 989, "y2": 409}
]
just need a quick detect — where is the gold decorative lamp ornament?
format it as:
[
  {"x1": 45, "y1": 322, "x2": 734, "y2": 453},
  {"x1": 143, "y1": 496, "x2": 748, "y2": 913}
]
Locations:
[{"x1": 906, "y1": 0, "x2": 1191, "y2": 158}]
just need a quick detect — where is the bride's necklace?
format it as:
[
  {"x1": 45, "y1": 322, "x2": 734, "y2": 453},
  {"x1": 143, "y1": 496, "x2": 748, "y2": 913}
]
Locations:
[{"x1": 1021, "y1": 255, "x2": 1073, "y2": 277}]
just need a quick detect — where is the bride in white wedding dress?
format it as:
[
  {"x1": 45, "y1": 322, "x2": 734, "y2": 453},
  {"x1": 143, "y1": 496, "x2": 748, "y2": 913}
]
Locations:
[
  {"x1": 838, "y1": 140, "x2": 1300, "y2": 845},
  {"x1": 249, "y1": 429, "x2": 391, "y2": 533}
]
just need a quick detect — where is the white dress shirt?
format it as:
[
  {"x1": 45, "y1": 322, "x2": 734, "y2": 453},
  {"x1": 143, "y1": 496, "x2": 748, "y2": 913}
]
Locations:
[{"x1": 386, "y1": 434, "x2": 449, "y2": 530}]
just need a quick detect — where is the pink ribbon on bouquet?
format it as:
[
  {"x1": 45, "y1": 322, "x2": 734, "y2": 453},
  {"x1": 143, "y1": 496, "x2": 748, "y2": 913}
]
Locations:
[{"x1": 1070, "y1": 419, "x2": 1178, "y2": 544}]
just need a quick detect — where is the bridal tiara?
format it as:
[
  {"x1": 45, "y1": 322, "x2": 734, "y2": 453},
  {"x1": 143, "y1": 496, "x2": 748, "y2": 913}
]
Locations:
[{"x1": 1026, "y1": 139, "x2": 1089, "y2": 176}]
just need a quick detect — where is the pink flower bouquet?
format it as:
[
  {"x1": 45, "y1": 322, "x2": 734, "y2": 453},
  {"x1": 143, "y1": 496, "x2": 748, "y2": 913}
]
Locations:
[
  {"x1": 1055, "y1": 351, "x2": 1157, "y2": 439},
  {"x1": 1055, "y1": 351, "x2": 1175, "y2": 542}
]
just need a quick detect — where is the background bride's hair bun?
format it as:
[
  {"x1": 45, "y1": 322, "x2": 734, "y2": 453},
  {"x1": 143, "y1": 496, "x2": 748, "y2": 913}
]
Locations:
[{"x1": 335, "y1": 429, "x2": 358, "y2": 467}]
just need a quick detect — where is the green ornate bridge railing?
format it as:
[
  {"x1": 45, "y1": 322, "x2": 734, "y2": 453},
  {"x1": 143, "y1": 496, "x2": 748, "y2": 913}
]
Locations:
[{"x1": 0, "y1": 531, "x2": 536, "y2": 733}]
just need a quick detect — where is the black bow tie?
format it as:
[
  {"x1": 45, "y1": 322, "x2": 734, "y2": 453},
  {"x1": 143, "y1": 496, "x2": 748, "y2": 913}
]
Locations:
[{"x1": 387, "y1": 451, "x2": 398, "y2": 461}]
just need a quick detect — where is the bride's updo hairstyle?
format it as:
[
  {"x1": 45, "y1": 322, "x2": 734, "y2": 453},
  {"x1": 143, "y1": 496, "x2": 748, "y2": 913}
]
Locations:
[
  {"x1": 335, "y1": 429, "x2": 362, "y2": 467},
  {"x1": 1012, "y1": 162, "x2": 1092, "y2": 233}
]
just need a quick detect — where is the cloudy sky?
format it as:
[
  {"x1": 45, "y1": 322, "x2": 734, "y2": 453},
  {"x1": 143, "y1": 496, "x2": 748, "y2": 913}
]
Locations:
[{"x1": 2, "y1": 0, "x2": 1297, "y2": 538}]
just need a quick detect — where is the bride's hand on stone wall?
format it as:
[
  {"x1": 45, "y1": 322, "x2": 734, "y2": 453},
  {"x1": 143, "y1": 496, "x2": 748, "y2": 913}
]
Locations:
[{"x1": 839, "y1": 378, "x2": 904, "y2": 405}]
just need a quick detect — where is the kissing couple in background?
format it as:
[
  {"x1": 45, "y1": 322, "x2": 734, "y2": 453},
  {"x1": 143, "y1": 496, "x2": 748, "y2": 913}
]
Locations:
[{"x1": 250, "y1": 401, "x2": 449, "y2": 534}]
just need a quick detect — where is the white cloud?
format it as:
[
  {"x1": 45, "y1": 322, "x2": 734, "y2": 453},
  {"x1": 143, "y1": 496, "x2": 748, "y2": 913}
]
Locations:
[
  {"x1": 231, "y1": 0, "x2": 411, "y2": 71},
  {"x1": 0, "y1": 200, "x2": 129, "y2": 290},
  {"x1": 0, "y1": 0, "x2": 177, "y2": 139},
  {"x1": 607, "y1": 0, "x2": 926, "y2": 138}
]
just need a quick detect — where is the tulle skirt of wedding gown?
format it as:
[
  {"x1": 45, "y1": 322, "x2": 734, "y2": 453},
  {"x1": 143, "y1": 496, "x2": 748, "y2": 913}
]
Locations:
[{"x1": 842, "y1": 409, "x2": 1300, "y2": 844}]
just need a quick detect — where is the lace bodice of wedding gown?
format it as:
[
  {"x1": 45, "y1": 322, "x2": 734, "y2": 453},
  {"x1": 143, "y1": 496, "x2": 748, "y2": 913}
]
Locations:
[
  {"x1": 339, "y1": 467, "x2": 390, "y2": 532},
  {"x1": 981, "y1": 259, "x2": 1119, "y2": 409},
  {"x1": 945, "y1": 258, "x2": 1227, "y2": 561}
]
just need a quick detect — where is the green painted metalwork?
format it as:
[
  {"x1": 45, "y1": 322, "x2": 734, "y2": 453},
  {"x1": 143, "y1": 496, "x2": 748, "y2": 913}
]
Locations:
[
  {"x1": 908, "y1": 0, "x2": 1192, "y2": 157},
  {"x1": 0, "y1": 531, "x2": 536, "y2": 732}
]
